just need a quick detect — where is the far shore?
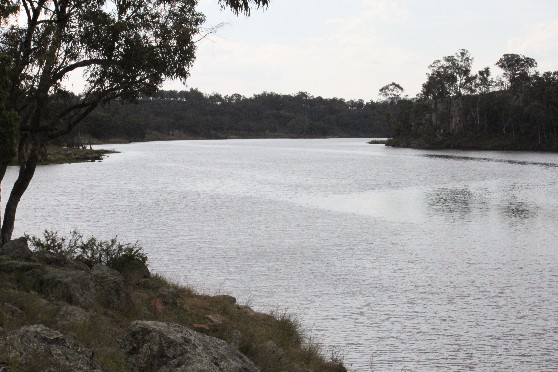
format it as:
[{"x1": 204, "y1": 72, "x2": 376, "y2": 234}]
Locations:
[{"x1": 385, "y1": 135, "x2": 558, "y2": 153}]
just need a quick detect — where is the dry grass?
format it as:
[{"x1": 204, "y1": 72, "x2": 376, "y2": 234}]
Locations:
[{"x1": 0, "y1": 259, "x2": 346, "y2": 371}]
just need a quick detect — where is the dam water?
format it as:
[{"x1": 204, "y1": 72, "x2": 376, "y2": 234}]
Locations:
[{"x1": 4, "y1": 138, "x2": 558, "y2": 370}]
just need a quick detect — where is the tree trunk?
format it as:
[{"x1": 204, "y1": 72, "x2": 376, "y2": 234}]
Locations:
[
  {"x1": 0, "y1": 149, "x2": 38, "y2": 245},
  {"x1": 0, "y1": 163, "x2": 7, "y2": 246}
]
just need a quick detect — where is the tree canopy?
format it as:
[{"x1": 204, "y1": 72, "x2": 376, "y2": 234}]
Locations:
[
  {"x1": 379, "y1": 82, "x2": 404, "y2": 104},
  {"x1": 496, "y1": 53, "x2": 537, "y2": 92},
  {"x1": 382, "y1": 50, "x2": 558, "y2": 150},
  {"x1": 66, "y1": 89, "x2": 387, "y2": 142},
  {"x1": 0, "y1": 0, "x2": 270, "y2": 245},
  {"x1": 0, "y1": 54, "x2": 18, "y2": 166}
]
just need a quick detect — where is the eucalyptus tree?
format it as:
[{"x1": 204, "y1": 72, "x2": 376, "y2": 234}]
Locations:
[
  {"x1": 494, "y1": 54, "x2": 537, "y2": 137},
  {"x1": 422, "y1": 49, "x2": 474, "y2": 99},
  {"x1": 443, "y1": 49, "x2": 475, "y2": 97},
  {"x1": 472, "y1": 67, "x2": 493, "y2": 133},
  {"x1": 421, "y1": 49, "x2": 475, "y2": 133},
  {"x1": 378, "y1": 82, "x2": 405, "y2": 134},
  {"x1": 0, "y1": 0, "x2": 270, "y2": 245},
  {"x1": 379, "y1": 82, "x2": 404, "y2": 104},
  {"x1": 421, "y1": 60, "x2": 454, "y2": 101},
  {"x1": 421, "y1": 59, "x2": 453, "y2": 130},
  {"x1": 496, "y1": 53, "x2": 537, "y2": 93},
  {"x1": 0, "y1": 54, "x2": 19, "y2": 233},
  {"x1": 527, "y1": 71, "x2": 558, "y2": 143}
]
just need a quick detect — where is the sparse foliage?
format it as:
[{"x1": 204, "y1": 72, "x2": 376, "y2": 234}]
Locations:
[
  {"x1": 27, "y1": 230, "x2": 147, "y2": 268},
  {"x1": 496, "y1": 53, "x2": 537, "y2": 92},
  {"x1": 379, "y1": 82, "x2": 404, "y2": 104},
  {"x1": 219, "y1": 0, "x2": 269, "y2": 15},
  {"x1": 422, "y1": 49, "x2": 474, "y2": 99}
]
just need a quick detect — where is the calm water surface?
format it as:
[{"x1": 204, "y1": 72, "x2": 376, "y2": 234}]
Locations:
[{"x1": 3, "y1": 139, "x2": 558, "y2": 370}]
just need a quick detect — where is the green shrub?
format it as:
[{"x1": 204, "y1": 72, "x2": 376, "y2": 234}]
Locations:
[{"x1": 26, "y1": 230, "x2": 148, "y2": 269}]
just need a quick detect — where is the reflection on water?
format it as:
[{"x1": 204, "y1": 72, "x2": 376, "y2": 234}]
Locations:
[
  {"x1": 502, "y1": 201, "x2": 537, "y2": 222},
  {"x1": 427, "y1": 187, "x2": 474, "y2": 216},
  {"x1": 3, "y1": 139, "x2": 558, "y2": 371}
]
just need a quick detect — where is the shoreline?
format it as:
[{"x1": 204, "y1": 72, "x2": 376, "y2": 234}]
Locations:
[
  {"x1": 42, "y1": 146, "x2": 118, "y2": 164},
  {"x1": 90, "y1": 134, "x2": 378, "y2": 144},
  {"x1": 12, "y1": 135, "x2": 557, "y2": 168},
  {"x1": 8, "y1": 146, "x2": 118, "y2": 166},
  {"x1": 0, "y1": 236, "x2": 346, "y2": 371},
  {"x1": 384, "y1": 135, "x2": 558, "y2": 153}
]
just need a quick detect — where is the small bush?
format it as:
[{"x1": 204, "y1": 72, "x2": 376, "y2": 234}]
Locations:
[{"x1": 26, "y1": 230, "x2": 147, "y2": 269}]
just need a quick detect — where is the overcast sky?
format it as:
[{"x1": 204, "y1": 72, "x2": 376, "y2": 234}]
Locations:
[{"x1": 162, "y1": 0, "x2": 558, "y2": 101}]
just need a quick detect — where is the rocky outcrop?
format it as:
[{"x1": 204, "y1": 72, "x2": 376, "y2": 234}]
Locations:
[
  {"x1": 0, "y1": 324, "x2": 102, "y2": 371},
  {"x1": 56, "y1": 305, "x2": 90, "y2": 326},
  {"x1": 91, "y1": 264, "x2": 131, "y2": 309},
  {"x1": 0, "y1": 237, "x2": 342, "y2": 371},
  {"x1": 37, "y1": 266, "x2": 97, "y2": 308},
  {"x1": 0, "y1": 237, "x2": 32, "y2": 260},
  {"x1": 120, "y1": 321, "x2": 259, "y2": 372},
  {"x1": 34, "y1": 264, "x2": 131, "y2": 310},
  {"x1": 0, "y1": 246, "x2": 261, "y2": 371}
]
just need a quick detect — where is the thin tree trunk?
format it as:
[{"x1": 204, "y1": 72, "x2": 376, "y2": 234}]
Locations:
[
  {"x1": 476, "y1": 97, "x2": 480, "y2": 136},
  {"x1": 0, "y1": 164, "x2": 6, "y2": 182},
  {"x1": 1, "y1": 148, "x2": 38, "y2": 244},
  {"x1": 0, "y1": 163, "x2": 7, "y2": 246}
]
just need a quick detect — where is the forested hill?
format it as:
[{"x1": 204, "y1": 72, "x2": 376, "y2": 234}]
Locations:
[
  {"x1": 69, "y1": 51, "x2": 558, "y2": 150},
  {"x1": 73, "y1": 90, "x2": 388, "y2": 143}
]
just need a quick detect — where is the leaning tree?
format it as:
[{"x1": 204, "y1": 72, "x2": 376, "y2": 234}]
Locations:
[{"x1": 0, "y1": 0, "x2": 270, "y2": 245}]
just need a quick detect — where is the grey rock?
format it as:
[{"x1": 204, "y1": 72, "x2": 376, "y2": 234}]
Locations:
[
  {"x1": 0, "y1": 237, "x2": 32, "y2": 260},
  {"x1": 38, "y1": 267, "x2": 96, "y2": 308},
  {"x1": 91, "y1": 264, "x2": 131, "y2": 310},
  {"x1": 57, "y1": 305, "x2": 90, "y2": 325},
  {"x1": 0, "y1": 324, "x2": 102, "y2": 371},
  {"x1": 21, "y1": 262, "x2": 130, "y2": 310},
  {"x1": 0, "y1": 259, "x2": 42, "y2": 271},
  {"x1": 121, "y1": 320, "x2": 259, "y2": 372}
]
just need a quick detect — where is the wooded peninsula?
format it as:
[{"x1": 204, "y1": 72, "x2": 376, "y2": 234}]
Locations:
[{"x1": 383, "y1": 50, "x2": 558, "y2": 151}]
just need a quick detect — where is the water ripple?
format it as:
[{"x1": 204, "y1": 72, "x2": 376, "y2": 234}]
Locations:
[{"x1": 4, "y1": 139, "x2": 558, "y2": 371}]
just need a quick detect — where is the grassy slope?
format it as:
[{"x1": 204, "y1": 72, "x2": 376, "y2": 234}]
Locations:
[{"x1": 0, "y1": 254, "x2": 345, "y2": 372}]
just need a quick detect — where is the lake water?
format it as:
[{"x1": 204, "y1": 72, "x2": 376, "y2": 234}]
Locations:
[{"x1": 3, "y1": 138, "x2": 558, "y2": 370}]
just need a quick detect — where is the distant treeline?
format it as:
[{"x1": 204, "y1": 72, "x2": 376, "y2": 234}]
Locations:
[
  {"x1": 67, "y1": 90, "x2": 388, "y2": 144},
  {"x1": 382, "y1": 50, "x2": 558, "y2": 151},
  {"x1": 65, "y1": 50, "x2": 558, "y2": 151}
]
